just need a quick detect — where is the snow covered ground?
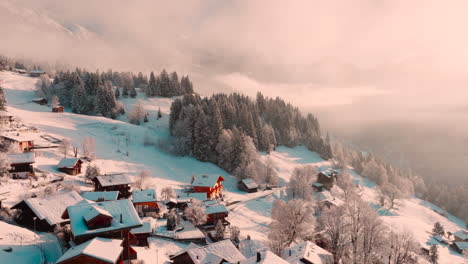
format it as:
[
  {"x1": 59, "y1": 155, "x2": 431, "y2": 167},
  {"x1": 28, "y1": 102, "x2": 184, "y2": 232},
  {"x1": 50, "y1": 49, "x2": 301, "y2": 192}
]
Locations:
[{"x1": 0, "y1": 71, "x2": 466, "y2": 263}]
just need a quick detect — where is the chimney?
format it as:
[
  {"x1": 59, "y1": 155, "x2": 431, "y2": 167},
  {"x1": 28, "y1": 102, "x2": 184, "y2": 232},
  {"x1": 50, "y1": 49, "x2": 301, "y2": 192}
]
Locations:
[
  {"x1": 120, "y1": 214, "x2": 123, "y2": 223},
  {"x1": 289, "y1": 249, "x2": 292, "y2": 256},
  {"x1": 256, "y1": 252, "x2": 261, "y2": 262}
]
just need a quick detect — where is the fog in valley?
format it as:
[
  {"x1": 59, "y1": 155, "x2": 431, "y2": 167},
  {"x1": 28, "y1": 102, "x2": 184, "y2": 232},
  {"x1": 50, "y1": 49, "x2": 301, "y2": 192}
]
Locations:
[{"x1": 2, "y1": 0, "x2": 468, "y2": 185}]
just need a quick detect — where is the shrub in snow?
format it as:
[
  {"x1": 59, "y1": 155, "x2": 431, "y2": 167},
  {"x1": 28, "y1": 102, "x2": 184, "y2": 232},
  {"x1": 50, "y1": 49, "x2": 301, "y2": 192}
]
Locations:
[{"x1": 184, "y1": 199, "x2": 207, "y2": 226}]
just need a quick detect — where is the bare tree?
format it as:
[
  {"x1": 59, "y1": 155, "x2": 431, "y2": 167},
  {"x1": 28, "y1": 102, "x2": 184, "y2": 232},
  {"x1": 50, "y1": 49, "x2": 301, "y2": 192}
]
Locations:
[
  {"x1": 386, "y1": 230, "x2": 419, "y2": 264},
  {"x1": 72, "y1": 145, "x2": 79, "y2": 157},
  {"x1": 85, "y1": 164, "x2": 100, "y2": 182},
  {"x1": 161, "y1": 186, "x2": 176, "y2": 200},
  {"x1": 51, "y1": 95, "x2": 60, "y2": 108},
  {"x1": 0, "y1": 153, "x2": 11, "y2": 177},
  {"x1": 184, "y1": 199, "x2": 207, "y2": 226},
  {"x1": 268, "y1": 199, "x2": 315, "y2": 254},
  {"x1": 82, "y1": 137, "x2": 96, "y2": 160},
  {"x1": 128, "y1": 100, "x2": 146, "y2": 125},
  {"x1": 318, "y1": 205, "x2": 349, "y2": 264},
  {"x1": 381, "y1": 183, "x2": 402, "y2": 209},
  {"x1": 134, "y1": 170, "x2": 150, "y2": 190},
  {"x1": 59, "y1": 138, "x2": 71, "y2": 158},
  {"x1": 287, "y1": 165, "x2": 316, "y2": 200}
]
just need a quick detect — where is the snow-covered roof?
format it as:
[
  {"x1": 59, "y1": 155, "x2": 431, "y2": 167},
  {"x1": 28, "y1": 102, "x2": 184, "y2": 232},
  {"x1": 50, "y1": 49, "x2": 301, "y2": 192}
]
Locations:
[
  {"x1": 240, "y1": 251, "x2": 289, "y2": 264},
  {"x1": 312, "y1": 182, "x2": 324, "y2": 187},
  {"x1": 15, "y1": 191, "x2": 83, "y2": 226},
  {"x1": 184, "y1": 239, "x2": 245, "y2": 263},
  {"x1": 30, "y1": 70, "x2": 46, "y2": 74},
  {"x1": 241, "y1": 178, "x2": 259, "y2": 189},
  {"x1": 57, "y1": 157, "x2": 81, "y2": 168},
  {"x1": 83, "y1": 205, "x2": 113, "y2": 222},
  {"x1": 454, "y1": 241, "x2": 468, "y2": 250},
  {"x1": 56, "y1": 237, "x2": 122, "y2": 264},
  {"x1": 314, "y1": 190, "x2": 333, "y2": 202},
  {"x1": 95, "y1": 174, "x2": 133, "y2": 187},
  {"x1": 1, "y1": 132, "x2": 35, "y2": 142},
  {"x1": 32, "y1": 98, "x2": 47, "y2": 101},
  {"x1": 81, "y1": 191, "x2": 119, "y2": 201},
  {"x1": 318, "y1": 168, "x2": 337, "y2": 178},
  {"x1": 282, "y1": 241, "x2": 333, "y2": 264},
  {"x1": 66, "y1": 199, "x2": 142, "y2": 239},
  {"x1": 454, "y1": 230, "x2": 468, "y2": 240},
  {"x1": 7, "y1": 152, "x2": 35, "y2": 164},
  {"x1": 192, "y1": 175, "x2": 224, "y2": 187},
  {"x1": 187, "y1": 192, "x2": 208, "y2": 201},
  {"x1": 131, "y1": 222, "x2": 152, "y2": 234},
  {"x1": 205, "y1": 204, "x2": 228, "y2": 215},
  {"x1": 132, "y1": 189, "x2": 157, "y2": 203}
]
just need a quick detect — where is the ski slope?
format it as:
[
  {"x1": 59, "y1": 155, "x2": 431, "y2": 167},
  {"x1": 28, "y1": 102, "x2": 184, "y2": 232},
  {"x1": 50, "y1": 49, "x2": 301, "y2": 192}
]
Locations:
[{"x1": 0, "y1": 71, "x2": 466, "y2": 263}]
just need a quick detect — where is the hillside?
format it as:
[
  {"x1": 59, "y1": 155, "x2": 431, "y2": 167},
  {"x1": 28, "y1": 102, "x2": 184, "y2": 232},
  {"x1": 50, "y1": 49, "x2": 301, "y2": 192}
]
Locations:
[{"x1": 0, "y1": 71, "x2": 466, "y2": 263}]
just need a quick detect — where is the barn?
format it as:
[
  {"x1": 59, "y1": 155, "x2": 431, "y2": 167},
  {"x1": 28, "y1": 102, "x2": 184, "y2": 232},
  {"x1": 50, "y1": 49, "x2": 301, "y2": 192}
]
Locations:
[
  {"x1": 170, "y1": 239, "x2": 245, "y2": 264},
  {"x1": 7, "y1": 152, "x2": 35, "y2": 179},
  {"x1": 81, "y1": 191, "x2": 119, "y2": 202},
  {"x1": 57, "y1": 158, "x2": 83, "y2": 175},
  {"x1": 191, "y1": 175, "x2": 224, "y2": 199},
  {"x1": 238, "y1": 178, "x2": 259, "y2": 193},
  {"x1": 11, "y1": 191, "x2": 83, "y2": 231},
  {"x1": 29, "y1": 70, "x2": 46, "y2": 77},
  {"x1": 205, "y1": 204, "x2": 229, "y2": 225},
  {"x1": 56, "y1": 237, "x2": 124, "y2": 264},
  {"x1": 93, "y1": 175, "x2": 133, "y2": 199},
  {"x1": 1, "y1": 133, "x2": 35, "y2": 152},
  {"x1": 52, "y1": 106, "x2": 64, "y2": 113},
  {"x1": 32, "y1": 98, "x2": 48, "y2": 105},
  {"x1": 132, "y1": 189, "x2": 159, "y2": 217}
]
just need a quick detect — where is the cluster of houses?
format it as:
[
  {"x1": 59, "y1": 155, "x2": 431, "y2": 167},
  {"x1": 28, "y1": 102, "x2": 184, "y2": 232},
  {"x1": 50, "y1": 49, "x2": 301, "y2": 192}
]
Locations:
[
  {"x1": 429, "y1": 229, "x2": 468, "y2": 255},
  {"x1": 32, "y1": 97, "x2": 64, "y2": 112},
  {"x1": 13, "y1": 68, "x2": 47, "y2": 77}
]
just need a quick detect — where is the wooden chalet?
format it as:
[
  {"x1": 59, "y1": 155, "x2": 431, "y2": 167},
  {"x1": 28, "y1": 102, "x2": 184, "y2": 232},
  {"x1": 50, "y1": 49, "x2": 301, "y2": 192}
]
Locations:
[
  {"x1": 57, "y1": 158, "x2": 83, "y2": 175},
  {"x1": 7, "y1": 152, "x2": 35, "y2": 179},
  {"x1": 0, "y1": 113, "x2": 14, "y2": 128},
  {"x1": 56, "y1": 237, "x2": 124, "y2": 264},
  {"x1": 93, "y1": 175, "x2": 133, "y2": 199},
  {"x1": 130, "y1": 222, "x2": 152, "y2": 247},
  {"x1": 52, "y1": 105, "x2": 64, "y2": 112},
  {"x1": 29, "y1": 70, "x2": 46, "y2": 77},
  {"x1": 454, "y1": 230, "x2": 468, "y2": 242},
  {"x1": 81, "y1": 191, "x2": 119, "y2": 202},
  {"x1": 191, "y1": 175, "x2": 224, "y2": 199},
  {"x1": 205, "y1": 203, "x2": 229, "y2": 225},
  {"x1": 11, "y1": 191, "x2": 83, "y2": 231},
  {"x1": 316, "y1": 168, "x2": 339, "y2": 190},
  {"x1": 63, "y1": 199, "x2": 142, "y2": 260},
  {"x1": 1, "y1": 133, "x2": 35, "y2": 152},
  {"x1": 170, "y1": 239, "x2": 245, "y2": 264},
  {"x1": 32, "y1": 98, "x2": 48, "y2": 105},
  {"x1": 314, "y1": 190, "x2": 344, "y2": 210},
  {"x1": 132, "y1": 189, "x2": 159, "y2": 217},
  {"x1": 238, "y1": 178, "x2": 259, "y2": 193},
  {"x1": 240, "y1": 251, "x2": 289, "y2": 264},
  {"x1": 451, "y1": 241, "x2": 468, "y2": 255},
  {"x1": 282, "y1": 241, "x2": 334, "y2": 264}
]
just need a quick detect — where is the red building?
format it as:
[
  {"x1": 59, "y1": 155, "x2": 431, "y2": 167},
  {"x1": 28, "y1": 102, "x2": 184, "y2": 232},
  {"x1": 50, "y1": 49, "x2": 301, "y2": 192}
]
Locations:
[
  {"x1": 1, "y1": 133, "x2": 35, "y2": 152},
  {"x1": 93, "y1": 174, "x2": 133, "y2": 199},
  {"x1": 57, "y1": 158, "x2": 83, "y2": 175},
  {"x1": 205, "y1": 203, "x2": 229, "y2": 225},
  {"x1": 52, "y1": 106, "x2": 64, "y2": 113},
  {"x1": 191, "y1": 175, "x2": 224, "y2": 199},
  {"x1": 56, "y1": 237, "x2": 124, "y2": 264},
  {"x1": 132, "y1": 189, "x2": 159, "y2": 217}
]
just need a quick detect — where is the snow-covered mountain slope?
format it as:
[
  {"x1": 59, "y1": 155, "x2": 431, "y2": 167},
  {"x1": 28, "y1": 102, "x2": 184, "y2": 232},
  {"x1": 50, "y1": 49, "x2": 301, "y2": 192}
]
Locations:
[{"x1": 0, "y1": 71, "x2": 466, "y2": 263}]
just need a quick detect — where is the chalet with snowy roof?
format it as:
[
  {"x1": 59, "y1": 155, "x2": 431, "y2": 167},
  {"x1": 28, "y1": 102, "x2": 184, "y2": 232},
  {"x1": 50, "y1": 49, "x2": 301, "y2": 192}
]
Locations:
[
  {"x1": 93, "y1": 174, "x2": 133, "y2": 199},
  {"x1": 452, "y1": 241, "x2": 468, "y2": 254},
  {"x1": 238, "y1": 178, "x2": 259, "y2": 193},
  {"x1": 29, "y1": 70, "x2": 46, "y2": 77},
  {"x1": 64, "y1": 199, "x2": 142, "y2": 250},
  {"x1": 132, "y1": 189, "x2": 159, "y2": 217},
  {"x1": 1, "y1": 133, "x2": 34, "y2": 152},
  {"x1": 454, "y1": 230, "x2": 468, "y2": 242},
  {"x1": 15, "y1": 68, "x2": 27, "y2": 74},
  {"x1": 11, "y1": 191, "x2": 83, "y2": 231},
  {"x1": 282, "y1": 241, "x2": 334, "y2": 264},
  {"x1": 81, "y1": 191, "x2": 119, "y2": 202},
  {"x1": 7, "y1": 152, "x2": 35, "y2": 179},
  {"x1": 0, "y1": 113, "x2": 14, "y2": 128},
  {"x1": 130, "y1": 222, "x2": 152, "y2": 247},
  {"x1": 57, "y1": 157, "x2": 83, "y2": 175},
  {"x1": 191, "y1": 175, "x2": 224, "y2": 199},
  {"x1": 32, "y1": 98, "x2": 48, "y2": 105},
  {"x1": 314, "y1": 190, "x2": 344, "y2": 210},
  {"x1": 205, "y1": 203, "x2": 229, "y2": 225},
  {"x1": 316, "y1": 168, "x2": 339, "y2": 190},
  {"x1": 52, "y1": 105, "x2": 64, "y2": 112},
  {"x1": 312, "y1": 182, "x2": 325, "y2": 192},
  {"x1": 170, "y1": 239, "x2": 245, "y2": 264},
  {"x1": 240, "y1": 251, "x2": 289, "y2": 264},
  {"x1": 56, "y1": 237, "x2": 123, "y2": 264}
]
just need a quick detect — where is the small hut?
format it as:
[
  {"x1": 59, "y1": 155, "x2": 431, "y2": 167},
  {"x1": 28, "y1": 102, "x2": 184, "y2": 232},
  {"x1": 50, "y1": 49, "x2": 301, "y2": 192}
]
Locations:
[
  {"x1": 52, "y1": 106, "x2": 64, "y2": 113},
  {"x1": 57, "y1": 158, "x2": 83, "y2": 175}
]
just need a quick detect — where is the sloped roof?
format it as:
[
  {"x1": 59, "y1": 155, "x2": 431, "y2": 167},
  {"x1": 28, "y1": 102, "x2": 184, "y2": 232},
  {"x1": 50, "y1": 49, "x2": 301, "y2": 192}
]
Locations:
[
  {"x1": 241, "y1": 178, "x2": 259, "y2": 189},
  {"x1": 241, "y1": 251, "x2": 289, "y2": 264},
  {"x1": 132, "y1": 189, "x2": 157, "y2": 203},
  {"x1": 30, "y1": 70, "x2": 46, "y2": 74},
  {"x1": 14, "y1": 191, "x2": 83, "y2": 226},
  {"x1": 454, "y1": 241, "x2": 468, "y2": 250},
  {"x1": 314, "y1": 190, "x2": 333, "y2": 202},
  {"x1": 186, "y1": 192, "x2": 208, "y2": 201},
  {"x1": 1, "y1": 132, "x2": 35, "y2": 142},
  {"x1": 95, "y1": 174, "x2": 133, "y2": 187},
  {"x1": 454, "y1": 230, "x2": 468, "y2": 240},
  {"x1": 66, "y1": 199, "x2": 142, "y2": 239},
  {"x1": 205, "y1": 204, "x2": 228, "y2": 215},
  {"x1": 282, "y1": 241, "x2": 333, "y2": 264},
  {"x1": 57, "y1": 158, "x2": 82, "y2": 168},
  {"x1": 130, "y1": 222, "x2": 152, "y2": 235},
  {"x1": 83, "y1": 205, "x2": 113, "y2": 222},
  {"x1": 186, "y1": 239, "x2": 245, "y2": 263},
  {"x1": 318, "y1": 168, "x2": 337, "y2": 178},
  {"x1": 56, "y1": 237, "x2": 122, "y2": 264},
  {"x1": 7, "y1": 152, "x2": 35, "y2": 164},
  {"x1": 192, "y1": 175, "x2": 224, "y2": 187},
  {"x1": 81, "y1": 191, "x2": 119, "y2": 202}
]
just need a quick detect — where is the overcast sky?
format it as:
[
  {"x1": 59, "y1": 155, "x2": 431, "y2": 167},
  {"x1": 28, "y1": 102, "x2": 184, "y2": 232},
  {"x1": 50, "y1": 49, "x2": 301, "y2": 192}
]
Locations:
[{"x1": 2, "y1": 0, "x2": 468, "y2": 183}]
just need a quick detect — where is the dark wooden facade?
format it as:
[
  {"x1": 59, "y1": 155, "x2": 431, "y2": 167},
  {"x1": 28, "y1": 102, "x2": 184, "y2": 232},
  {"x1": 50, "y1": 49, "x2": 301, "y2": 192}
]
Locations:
[
  {"x1": 238, "y1": 180, "x2": 258, "y2": 193},
  {"x1": 57, "y1": 254, "x2": 123, "y2": 264},
  {"x1": 9, "y1": 162, "x2": 34, "y2": 179},
  {"x1": 58, "y1": 160, "x2": 83, "y2": 175},
  {"x1": 52, "y1": 106, "x2": 64, "y2": 113},
  {"x1": 86, "y1": 214, "x2": 113, "y2": 230},
  {"x1": 171, "y1": 252, "x2": 197, "y2": 264},
  {"x1": 92, "y1": 179, "x2": 131, "y2": 199},
  {"x1": 207, "y1": 211, "x2": 229, "y2": 225},
  {"x1": 32, "y1": 98, "x2": 48, "y2": 105},
  {"x1": 317, "y1": 171, "x2": 338, "y2": 190},
  {"x1": 11, "y1": 201, "x2": 64, "y2": 231}
]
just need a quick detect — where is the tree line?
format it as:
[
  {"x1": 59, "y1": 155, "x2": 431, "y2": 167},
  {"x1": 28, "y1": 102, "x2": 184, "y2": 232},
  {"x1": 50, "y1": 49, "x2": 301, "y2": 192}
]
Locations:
[{"x1": 168, "y1": 92, "x2": 333, "y2": 177}]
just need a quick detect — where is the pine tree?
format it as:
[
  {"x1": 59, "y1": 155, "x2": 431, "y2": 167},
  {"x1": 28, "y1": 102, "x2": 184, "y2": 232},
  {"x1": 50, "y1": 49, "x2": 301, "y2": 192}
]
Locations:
[
  {"x1": 0, "y1": 85, "x2": 7, "y2": 111},
  {"x1": 429, "y1": 245, "x2": 438, "y2": 264},
  {"x1": 170, "y1": 72, "x2": 181, "y2": 96},
  {"x1": 193, "y1": 109, "x2": 210, "y2": 161},
  {"x1": 209, "y1": 101, "x2": 223, "y2": 162},
  {"x1": 181, "y1": 76, "x2": 194, "y2": 94},
  {"x1": 146, "y1": 72, "x2": 157, "y2": 97},
  {"x1": 159, "y1": 69, "x2": 171, "y2": 97},
  {"x1": 129, "y1": 86, "x2": 137, "y2": 98},
  {"x1": 71, "y1": 79, "x2": 88, "y2": 114},
  {"x1": 432, "y1": 222, "x2": 445, "y2": 237},
  {"x1": 115, "y1": 87, "x2": 120, "y2": 98}
]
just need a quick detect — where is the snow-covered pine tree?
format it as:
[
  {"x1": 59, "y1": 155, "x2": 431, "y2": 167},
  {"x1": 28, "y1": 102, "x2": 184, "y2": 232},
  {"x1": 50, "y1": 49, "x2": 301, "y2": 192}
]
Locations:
[
  {"x1": 170, "y1": 72, "x2": 181, "y2": 96},
  {"x1": 71, "y1": 78, "x2": 88, "y2": 114},
  {"x1": 0, "y1": 85, "x2": 7, "y2": 111},
  {"x1": 114, "y1": 87, "x2": 120, "y2": 98},
  {"x1": 159, "y1": 69, "x2": 171, "y2": 97},
  {"x1": 209, "y1": 100, "x2": 223, "y2": 162},
  {"x1": 193, "y1": 109, "x2": 210, "y2": 161},
  {"x1": 146, "y1": 72, "x2": 157, "y2": 97}
]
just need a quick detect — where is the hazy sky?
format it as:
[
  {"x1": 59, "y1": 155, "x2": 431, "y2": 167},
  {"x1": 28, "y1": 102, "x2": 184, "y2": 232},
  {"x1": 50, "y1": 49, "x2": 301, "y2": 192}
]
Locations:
[{"x1": 2, "y1": 0, "x2": 468, "y2": 183}]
